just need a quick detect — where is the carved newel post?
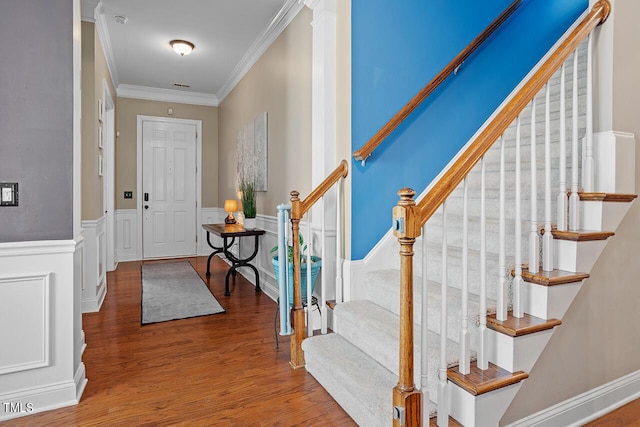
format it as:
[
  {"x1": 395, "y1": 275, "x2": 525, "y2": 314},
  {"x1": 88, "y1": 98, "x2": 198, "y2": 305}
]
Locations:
[
  {"x1": 392, "y1": 188, "x2": 422, "y2": 426},
  {"x1": 289, "y1": 190, "x2": 307, "y2": 369}
]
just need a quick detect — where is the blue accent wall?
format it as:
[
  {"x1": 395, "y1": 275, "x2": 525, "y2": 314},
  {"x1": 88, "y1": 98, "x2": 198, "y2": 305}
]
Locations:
[{"x1": 351, "y1": 0, "x2": 587, "y2": 259}]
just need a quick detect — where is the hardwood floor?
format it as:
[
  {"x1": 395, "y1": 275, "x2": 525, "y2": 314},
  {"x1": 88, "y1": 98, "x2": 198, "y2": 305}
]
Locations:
[
  {"x1": 0, "y1": 256, "x2": 355, "y2": 427},
  {"x1": 3, "y1": 255, "x2": 637, "y2": 426}
]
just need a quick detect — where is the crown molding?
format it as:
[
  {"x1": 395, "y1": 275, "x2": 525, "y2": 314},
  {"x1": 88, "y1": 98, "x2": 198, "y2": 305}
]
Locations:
[
  {"x1": 81, "y1": 0, "x2": 99, "y2": 22},
  {"x1": 94, "y1": 1, "x2": 120, "y2": 87},
  {"x1": 216, "y1": 0, "x2": 305, "y2": 103},
  {"x1": 117, "y1": 84, "x2": 219, "y2": 107}
]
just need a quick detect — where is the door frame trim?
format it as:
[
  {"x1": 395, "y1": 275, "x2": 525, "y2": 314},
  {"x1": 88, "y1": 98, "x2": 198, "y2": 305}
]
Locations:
[{"x1": 136, "y1": 115, "x2": 202, "y2": 260}]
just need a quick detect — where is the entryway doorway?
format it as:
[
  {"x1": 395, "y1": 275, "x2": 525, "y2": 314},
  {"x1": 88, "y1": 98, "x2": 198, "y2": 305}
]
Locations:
[{"x1": 137, "y1": 116, "x2": 202, "y2": 259}]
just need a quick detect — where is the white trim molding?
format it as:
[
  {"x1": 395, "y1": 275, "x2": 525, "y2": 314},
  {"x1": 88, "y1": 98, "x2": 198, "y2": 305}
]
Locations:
[
  {"x1": 94, "y1": 1, "x2": 120, "y2": 87},
  {"x1": 217, "y1": 0, "x2": 305, "y2": 102},
  {"x1": 506, "y1": 369, "x2": 640, "y2": 427},
  {"x1": 117, "y1": 84, "x2": 219, "y2": 107}
]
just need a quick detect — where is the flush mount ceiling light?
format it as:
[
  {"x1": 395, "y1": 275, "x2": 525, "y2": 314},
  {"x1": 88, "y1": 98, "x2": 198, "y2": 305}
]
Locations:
[{"x1": 170, "y1": 39, "x2": 195, "y2": 56}]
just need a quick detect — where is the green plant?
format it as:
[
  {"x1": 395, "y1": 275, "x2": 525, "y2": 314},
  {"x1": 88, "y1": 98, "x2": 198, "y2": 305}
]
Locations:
[
  {"x1": 240, "y1": 179, "x2": 256, "y2": 219},
  {"x1": 270, "y1": 233, "x2": 310, "y2": 264}
]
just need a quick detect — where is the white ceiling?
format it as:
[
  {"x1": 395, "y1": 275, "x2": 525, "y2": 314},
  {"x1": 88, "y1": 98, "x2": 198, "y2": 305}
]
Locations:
[{"x1": 81, "y1": 0, "x2": 303, "y2": 105}]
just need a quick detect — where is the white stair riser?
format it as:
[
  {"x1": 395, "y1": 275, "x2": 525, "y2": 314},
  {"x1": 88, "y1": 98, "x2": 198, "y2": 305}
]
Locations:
[
  {"x1": 524, "y1": 280, "x2": 583, "y2": 320},
  {"x1": 581, "y1": 200, "x2": 633, "y2": 232},
  {"x1": 555, "y1": 239, "x2": 608, "y2": 272},
  {"x1": 487, "y1": 328, "x2": 555, "y2": 373},
  {"x1": 593, "y1": 131, "x2": 636, "y2": 194},
  {"x1": 449, "y1": 382, "x2": 523, "y2": 427}
]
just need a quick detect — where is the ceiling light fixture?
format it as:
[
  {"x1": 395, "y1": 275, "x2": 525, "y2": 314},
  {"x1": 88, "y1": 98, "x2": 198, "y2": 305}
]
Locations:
[{"x1": 170, "y1": 39, "x2": 195, "y2": 56}]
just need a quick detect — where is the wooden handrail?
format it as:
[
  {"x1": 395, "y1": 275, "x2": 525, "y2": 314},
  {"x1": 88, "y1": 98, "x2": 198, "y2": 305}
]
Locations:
[
  {"x1": 295, "y1": 159, "x2": 349, "y2": 218},
  {"x1": 352, "y1": 0, "x2": 523, "y2": 163},
  {"x1": 288, "y1": 159, "x2": 349, "y2": 369},
  {"x1": 416, "y1": 0, "x2": 611, "y2": 227}
]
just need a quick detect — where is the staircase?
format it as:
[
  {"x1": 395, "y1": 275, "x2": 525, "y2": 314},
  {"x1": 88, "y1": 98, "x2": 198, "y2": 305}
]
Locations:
[{"x1": 302, "y1": 2, "x2": 635, "y2": 425}]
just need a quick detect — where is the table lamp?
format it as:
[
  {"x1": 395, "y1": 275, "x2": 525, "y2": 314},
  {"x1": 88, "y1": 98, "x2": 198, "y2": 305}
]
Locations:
[{"x1": 224, "y1": 199, "x2": 238, "y2": 224}]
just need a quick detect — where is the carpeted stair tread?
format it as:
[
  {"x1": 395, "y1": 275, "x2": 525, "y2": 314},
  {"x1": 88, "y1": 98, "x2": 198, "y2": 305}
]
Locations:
[
  {"x1": 302, "y1": 333, "x2": 397, "y2": 426},
  {"x1": 334, "y1": 300, "x2": 469, "y2": 409}
]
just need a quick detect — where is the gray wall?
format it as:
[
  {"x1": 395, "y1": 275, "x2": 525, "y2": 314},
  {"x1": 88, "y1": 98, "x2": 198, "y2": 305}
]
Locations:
[{"x1": 0, "y1": 0, "x2": 74, "y2": 242}]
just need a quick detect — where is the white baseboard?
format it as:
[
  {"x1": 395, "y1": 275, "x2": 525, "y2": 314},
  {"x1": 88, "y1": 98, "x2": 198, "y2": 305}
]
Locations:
[{"x1": 506, "y1": 369, "x2": 640, "y2": 427}]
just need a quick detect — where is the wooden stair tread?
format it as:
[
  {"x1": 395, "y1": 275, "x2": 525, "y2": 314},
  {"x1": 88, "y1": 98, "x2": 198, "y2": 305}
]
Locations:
[
  {"x1": 578, "y1": 192, "x2": 638, "y2": 202},
  {"x1": 326, "y1": 300, "x2": 337, "y2": 310},
  {"x1": 551, "y1": 229, "x2": 614, "y2": 241},
  {"x1": 447, "y1": 362, "x2": 528, "y2": 396},
  {"x1": 487, "y1": 312, "x2": 561, "y2": 337},
  {"x1": 514, "y1": 265, "x2": 589, "y2": 286}
]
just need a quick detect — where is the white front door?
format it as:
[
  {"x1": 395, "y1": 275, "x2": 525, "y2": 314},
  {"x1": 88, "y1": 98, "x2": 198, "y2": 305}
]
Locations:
[{"x1": 142, "y1": 120, "x2": 197, "y2": 259}]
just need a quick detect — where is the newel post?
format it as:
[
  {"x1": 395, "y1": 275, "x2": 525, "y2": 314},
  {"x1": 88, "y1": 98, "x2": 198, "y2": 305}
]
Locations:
[
  {"x1": 289, "y1": 190, "x2": 307, "y2": 369},
  {"x1": 392, "y1": 188, "x2": 422, "y2": 427}
]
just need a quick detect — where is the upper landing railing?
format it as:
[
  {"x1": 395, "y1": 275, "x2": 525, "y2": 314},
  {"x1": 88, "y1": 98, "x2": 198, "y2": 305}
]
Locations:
[{"x1": 352, "y1": 0, "x2": 523, "y2": 164}]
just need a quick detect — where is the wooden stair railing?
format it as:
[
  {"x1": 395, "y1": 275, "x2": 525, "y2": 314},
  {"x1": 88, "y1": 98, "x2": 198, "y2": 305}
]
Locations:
[
  {"x1": 391, "y1": 1, "x2": 611, "y2": 425},
  {"x1": 289, "y1": 159, "x2": 349, "y2": 369},
  {"x1": 353, "y1": 0, "x2": 523, "y2": 164}
]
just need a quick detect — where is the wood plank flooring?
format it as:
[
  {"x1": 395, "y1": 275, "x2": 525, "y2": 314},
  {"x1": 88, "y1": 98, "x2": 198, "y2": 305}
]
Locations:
[
  {"x1": 0, "y1": 256, "x2": 355, "y2": 426},
  {"x1": 2, "y1": 255, "x2": 637, "y2": 426}
]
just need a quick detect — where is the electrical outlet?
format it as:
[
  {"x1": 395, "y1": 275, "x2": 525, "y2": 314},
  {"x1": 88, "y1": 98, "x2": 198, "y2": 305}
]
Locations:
[
  {"x1": 0, "y1": 182, "x2": 18, "y2": 206},
  {"x1": 124, "y1": 191, "x2": 133, "y2": 199}
]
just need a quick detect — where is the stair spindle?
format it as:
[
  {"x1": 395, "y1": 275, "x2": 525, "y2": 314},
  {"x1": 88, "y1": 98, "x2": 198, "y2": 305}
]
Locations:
[
  {"x1": 529, "y1": 98, "x2": 540, "y2": 274},
  {"x1": 513, "y1": 117, "x2": 524, "y2": 318},
  {"x1": 557, "y1": 63, "x2": 568, "y2": 232},
  {"x1": 543, "y1": 83, "x2": 554, "y2": 271},
  {"x1": 569, "y1": 48, "x2": 580, "y2": 231},
  {"x1": 478, "y1": 158, "x2": 488, "y2": 370},
  {"x1": 421, "y1": 222, "x2": 429, "y2": 422},
  {"x1": 321, "y1": 195, "x2": 327, "y2": 334},
  {"x1": 336, "y1": 180, "x2": 344, "y2": 304},
  {"x1": 306, "y1": 217, "x2": 313, "y2": 337},
  {"x1": 460, "y1": 178, "x2": 470, "y2": 374},
  {"x1": 437, "y1": 201, "x2": 449, "y2": 427},
  {"x1": 584, "y1": 34, "x2": 594, "y2": 192},
  {"x1": 498, "y1": 135, "x2": 507, "y2": 321}
]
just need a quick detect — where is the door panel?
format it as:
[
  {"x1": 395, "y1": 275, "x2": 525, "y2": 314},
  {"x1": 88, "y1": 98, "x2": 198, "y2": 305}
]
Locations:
[{"x1": 142, "y1": 121, "x2": 197, "y2": 258}]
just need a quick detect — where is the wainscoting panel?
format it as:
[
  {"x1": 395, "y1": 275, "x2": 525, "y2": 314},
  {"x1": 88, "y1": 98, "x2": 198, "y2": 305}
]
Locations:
[
  {"x1": 0, "y1": 273, "x2": 51, "y2": 375},
  {"x1": 0, "y1": 240, "x2": 86, "y2": 421},
  {"x1": 115, "y1": 209, "x2": 138, "y2": 262},
  {"x1": 81, "y1": 217, "x2": 107, "y2": 313}
]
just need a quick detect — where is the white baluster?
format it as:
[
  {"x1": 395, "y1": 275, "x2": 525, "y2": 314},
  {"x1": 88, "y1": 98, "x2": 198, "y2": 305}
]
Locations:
[
  {"x1": 277, "y1": 204, "x2": 292, "y2": 335},
  {"x1": 437, "y1": 201, "x2": 449, "y2": 427},
  {"x1": 478, "y1": 158, "x2": 488, "y2": 370},
  {"x1": 569, "y1": 49, "x2": 580, "y2": 231},
  {"x1": 557, "y1": 63, "x2": 568, "y2": 232},
  {"x1": 335, "y1": 180, "x2": 344, "y2": 304},
  {"x1": 529, "y1": 98, "x2": 540, "y2": 274},
  {"x1": 584, "y1": 34, "x2": 594, "y2": 192},
  {"x1": 513, "y1": 117, "x2": 524, "y2": 318},
  {"x1": 543, "y1": 83, "x2": 554, "y2": 271},
  {"x1": 498, "y1": 135, "x2": 507, "y2": 321},
  {"x1": 306, "y1": 217, "x2": 313, "y2": 337},
  {"x1": 320, "y1": 195, "x2": 327, "y2": 334},
  {"x1": 460, "y1": 178, "x2": 470, "y2": 374},
  {"x1": 421, "y1": 222, "x2": 429, "y2": 423}
]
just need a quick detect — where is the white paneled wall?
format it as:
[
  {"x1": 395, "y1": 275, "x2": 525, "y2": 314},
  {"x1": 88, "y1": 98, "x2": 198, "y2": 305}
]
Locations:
[
  {"x1": 0, "y1": 240, "x2": 86, "y2": 421},
  {"x1": 81, "y1": 217, "x2": 107, "y2": 313}
]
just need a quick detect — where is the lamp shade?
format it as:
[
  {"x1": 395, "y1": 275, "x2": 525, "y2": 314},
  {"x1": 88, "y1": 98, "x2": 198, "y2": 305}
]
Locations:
[{"x1": 224, "y1": 199, "x2": 238, "y2": 213}]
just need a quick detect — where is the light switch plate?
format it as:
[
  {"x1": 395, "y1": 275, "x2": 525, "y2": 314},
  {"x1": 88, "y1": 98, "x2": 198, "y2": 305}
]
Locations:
[{"x1": 0, "y1": 182, "x2": 18, "y2": 206}]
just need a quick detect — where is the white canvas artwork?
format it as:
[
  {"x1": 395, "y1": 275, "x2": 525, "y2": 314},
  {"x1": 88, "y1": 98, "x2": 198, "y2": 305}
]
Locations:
[{"x1": 237, "y1": 112, "x2": 268, "y2": 191}]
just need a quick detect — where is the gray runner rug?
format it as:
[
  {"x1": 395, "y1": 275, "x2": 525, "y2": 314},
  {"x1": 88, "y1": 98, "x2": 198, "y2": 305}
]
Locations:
[{"x1": 141, "y1": 261, "x2": 225, "y2": 324}]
